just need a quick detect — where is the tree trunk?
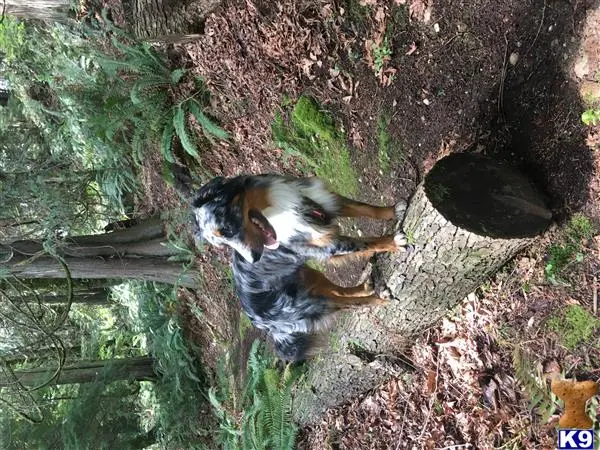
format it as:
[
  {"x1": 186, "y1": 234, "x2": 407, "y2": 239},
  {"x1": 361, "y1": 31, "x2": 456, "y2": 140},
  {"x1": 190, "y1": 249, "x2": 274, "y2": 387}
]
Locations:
[
  {"x1": 294, "y1": 153, "x2": 553, "y2": 424},
  {"x1": 4, "y1": 253, "x2": 198, "y2": 287},
  {"x1": 124, "y1": 0, "x2": 222, "y2": 41},
  {"x1": 1, "y1": 356, "x2": 156, "y2": 387},
  {"x1": 5, "y1": 0, "x2": 71, "y2": 21},
  {"x1": 0, "y1": 216, "x2": 200, "y2": 288}
]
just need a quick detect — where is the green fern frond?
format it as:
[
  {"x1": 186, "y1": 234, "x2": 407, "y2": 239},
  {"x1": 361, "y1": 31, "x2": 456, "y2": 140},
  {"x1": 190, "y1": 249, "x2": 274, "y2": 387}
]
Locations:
[
  {"x1": 173, "y1": 105, "x2": 199, "y2": 158},
  {"x1": 130, "y1": 75, "x2": 168, "y2": 105},
  {"x1": 171, "y1": 68, "x2": 186, "y2": 85},
  {"x1": 187, "y1": 100, "x2": 229, "y2": 141},
  {"x1": 160, "y1": 122, "x2": 176, "y2": 163}
]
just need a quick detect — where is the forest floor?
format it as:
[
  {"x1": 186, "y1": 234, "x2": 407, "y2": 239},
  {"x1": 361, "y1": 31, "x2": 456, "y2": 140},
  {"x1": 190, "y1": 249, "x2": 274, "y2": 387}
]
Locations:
[{"x1": 107, "y1": 0, "x2": 600, "y2": 448}]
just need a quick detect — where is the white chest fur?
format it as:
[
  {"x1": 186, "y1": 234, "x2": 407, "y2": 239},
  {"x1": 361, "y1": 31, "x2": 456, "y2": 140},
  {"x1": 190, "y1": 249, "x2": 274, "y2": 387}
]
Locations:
[{"x1": 262, "y1": 178, "x2": 338, "y2": 245}]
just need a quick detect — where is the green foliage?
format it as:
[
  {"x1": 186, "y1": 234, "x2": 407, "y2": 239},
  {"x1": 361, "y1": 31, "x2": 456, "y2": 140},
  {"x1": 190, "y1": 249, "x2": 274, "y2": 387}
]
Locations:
[
  {"x1": 272, "y1": 95, "x2": 358, "y2": 196},
  {"x1": 343, "y1": 0, "x2": 370, "y2": 23},
  {"x1": 0, "y1": 17, "x2": 25, "y2": 62},
  {"x1": 582, "y1": 108, "x2": 600, "y2": 126},
  {"x1": 372, "y1": 37, "x2": 392, "y2": 78},
  {"x1": 115, "y1": 281, "x2": 210, "y2": 448},
  {"x1": 512, "y1": 347, "x2": 557, "y2": 423},
  {"x1": 0, "y1": 17, "x2": 226, "y2": 239},
  {"x1": 209, "y1": 341, "x2": 300, "y2": 450},
  {"x1": 545, "y1": 213, "x2": 595, "y2": 283},
  {"x1": 546, "y1": 304, "x2": 600, "y2": 349}
]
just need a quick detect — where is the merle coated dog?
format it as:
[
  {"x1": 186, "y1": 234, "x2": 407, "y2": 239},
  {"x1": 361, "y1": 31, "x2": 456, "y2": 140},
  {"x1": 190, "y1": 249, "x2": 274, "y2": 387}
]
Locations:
[{"x1": 193, "y1": 175, "x2": 406, "y2": 361}]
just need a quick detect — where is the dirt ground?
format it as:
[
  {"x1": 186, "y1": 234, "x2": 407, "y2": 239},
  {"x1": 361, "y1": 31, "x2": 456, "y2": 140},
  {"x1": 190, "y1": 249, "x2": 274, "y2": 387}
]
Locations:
[{"x1": 106, "y1": 0, "x2": 600, "y2": 447}]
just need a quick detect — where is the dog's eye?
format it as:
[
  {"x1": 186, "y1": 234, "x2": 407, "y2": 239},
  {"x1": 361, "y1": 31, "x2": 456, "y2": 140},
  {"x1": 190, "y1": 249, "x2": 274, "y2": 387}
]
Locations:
[{"x1": 220, "y1": 226, "x2": 235, "y2": 238}]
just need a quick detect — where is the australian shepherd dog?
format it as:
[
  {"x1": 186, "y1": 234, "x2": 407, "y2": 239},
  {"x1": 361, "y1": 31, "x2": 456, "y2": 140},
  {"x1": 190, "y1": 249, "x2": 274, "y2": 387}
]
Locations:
[{"x1": 192, "y1": 175, "x2": 406, "y2": 362}]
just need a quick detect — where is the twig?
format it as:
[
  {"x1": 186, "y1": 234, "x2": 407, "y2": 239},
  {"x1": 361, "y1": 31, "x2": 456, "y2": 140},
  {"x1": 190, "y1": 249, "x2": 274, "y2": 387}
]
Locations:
[
  {"x1": 396, "y1": 399, "x2": 409, "y2": 450},
  {"x1": 593, "y1": 275, "x2": 597, "y2": 316},
  {"x1": 435, "y1": 445, "x2": 473, "y2": 450},
  {"x1": 0, "y1": 0, "x2": 6, "y2": 25},
  {"x1": 525, "y1": 0, "x2": 547, "y2": 57}
]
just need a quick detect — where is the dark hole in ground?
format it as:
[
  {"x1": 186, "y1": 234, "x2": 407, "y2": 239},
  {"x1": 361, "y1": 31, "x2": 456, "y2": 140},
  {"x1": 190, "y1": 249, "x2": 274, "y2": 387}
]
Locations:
[{"x1": 425, "y1": 153, "x2": 553, "y2": 238}]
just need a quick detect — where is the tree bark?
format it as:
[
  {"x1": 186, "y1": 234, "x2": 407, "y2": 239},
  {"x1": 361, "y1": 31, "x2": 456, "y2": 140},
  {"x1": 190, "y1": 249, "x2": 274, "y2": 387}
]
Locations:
[
  {"x1": 1, "y1": 356, "x2": 156, "y2": 387},
  {"x1": 294, "y1": 154, "x2": 552, "y2": 424},
  {"x1": 5, "y1": 0, "x2": 71, "y2": 21},
  {"x1": 0, "y1": 216, "x2": 200, "y2": 288},
  {"x1": 4, "y1": 253, "x2": 198, "y2": 287},
  {"x1": 124, "y1": 0, "x2": 222, "y2": 40}
]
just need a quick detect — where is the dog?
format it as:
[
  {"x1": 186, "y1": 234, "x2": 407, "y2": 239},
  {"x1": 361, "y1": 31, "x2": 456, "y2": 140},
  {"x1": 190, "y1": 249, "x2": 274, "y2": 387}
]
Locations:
[{"x1": 192, "y1": 174, "x2": 407, "y2": 361}]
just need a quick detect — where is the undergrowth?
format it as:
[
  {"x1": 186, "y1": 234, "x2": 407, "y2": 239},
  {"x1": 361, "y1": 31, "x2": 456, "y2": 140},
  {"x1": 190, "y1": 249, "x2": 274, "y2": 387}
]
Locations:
[
  {"x1": 0, "y1": 15, "x2": 226, "y2": 224},
  {"x1": 115, "y1": 281, "x2": 211, "y2": 448},
  {"x1": 272, "y1": 95, "x2": 358, "y2": 196},
  {"x1": 546, "y1": 304, "x2": 600, "y2": 349},
  {"x1": 545, "y1": 213, "x2": 595, "y2": 284},
  {"x1": 209, "y1": 340, "x2": 300, "y2": 450},
  {"x1": 512, "y1": 347, "x2": 558, "y2": 423}
]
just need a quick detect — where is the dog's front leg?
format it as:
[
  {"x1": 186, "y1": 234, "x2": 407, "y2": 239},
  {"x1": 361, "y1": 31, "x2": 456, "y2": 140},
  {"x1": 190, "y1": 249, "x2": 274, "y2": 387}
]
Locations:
[{"x1": 325, "y1": 234, "x2": 407, "y2": 263}]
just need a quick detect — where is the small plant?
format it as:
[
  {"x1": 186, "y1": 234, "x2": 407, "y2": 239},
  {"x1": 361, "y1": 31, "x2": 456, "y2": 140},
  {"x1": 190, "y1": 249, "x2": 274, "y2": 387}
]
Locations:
[
  {"x1": 96, "y1": 37, "x2": 228, "y2": 163},
  {"x1": 272, "y1": 95, "x2": 358, "y2": 196},
  {"x1": 581, "y1": 108, "x2": 600, "y2": 126},
  {"x1": 547, "y1": 304, "x2": 600, "y2": 349},
  {"x1": 545, "y1": 213, "x2": 595, "y2": 283},
  {"x1": 372, "y1": 37, "x2": 392, "y2": 78}
]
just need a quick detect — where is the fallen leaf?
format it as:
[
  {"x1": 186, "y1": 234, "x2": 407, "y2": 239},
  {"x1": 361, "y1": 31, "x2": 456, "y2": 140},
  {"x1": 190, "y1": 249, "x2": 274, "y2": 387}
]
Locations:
[{"x1": 406, "y1": 42, "x2": 418, "y2": 55}]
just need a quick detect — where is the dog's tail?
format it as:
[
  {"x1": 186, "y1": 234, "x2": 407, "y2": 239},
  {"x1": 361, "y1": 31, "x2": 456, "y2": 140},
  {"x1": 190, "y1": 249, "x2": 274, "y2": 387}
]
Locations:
[{"x1": 270, "y1": 332, "x2": 325, "y2": 363}]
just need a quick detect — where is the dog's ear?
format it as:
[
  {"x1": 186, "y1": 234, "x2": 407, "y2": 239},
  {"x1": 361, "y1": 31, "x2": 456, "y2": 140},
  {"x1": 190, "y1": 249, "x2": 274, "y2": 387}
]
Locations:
[{"x1": 193, "y1": 177, "x2": 226, "y2": 207}]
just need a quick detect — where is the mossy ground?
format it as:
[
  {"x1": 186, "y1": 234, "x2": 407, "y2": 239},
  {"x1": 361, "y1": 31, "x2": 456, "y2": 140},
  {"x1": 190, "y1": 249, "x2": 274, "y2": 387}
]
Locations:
[{"x1": 272, "y1": 95, "x2": 358, "y2": 197}]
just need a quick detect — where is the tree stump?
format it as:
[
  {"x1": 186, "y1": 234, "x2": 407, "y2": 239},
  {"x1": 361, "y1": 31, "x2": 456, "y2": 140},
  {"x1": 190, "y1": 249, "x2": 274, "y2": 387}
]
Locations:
[
  {"x1": 122, "y1": 0, "x2": 221, "y2": 41},
  {"x1": 293, "y1": 153, "x2": 552, "y2": 425}
]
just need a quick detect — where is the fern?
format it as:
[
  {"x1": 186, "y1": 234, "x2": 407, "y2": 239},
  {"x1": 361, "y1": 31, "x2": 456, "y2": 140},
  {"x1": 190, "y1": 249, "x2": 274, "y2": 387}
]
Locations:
[
  {"x1": 188, "y1": 100, "x2": 229, "y2": 141},
  {"x1": 173, "y1": 104, "x2": 200, "y2": 157},
  {"x1": 512, "y1": 347, "x2": 557, "y2": 423},
  {"x1": 160, "y1": 121, "x2": 176, "y2": 163},
  {"x1": 209, "y1": 340, "x2": 300, "y2": 450}
]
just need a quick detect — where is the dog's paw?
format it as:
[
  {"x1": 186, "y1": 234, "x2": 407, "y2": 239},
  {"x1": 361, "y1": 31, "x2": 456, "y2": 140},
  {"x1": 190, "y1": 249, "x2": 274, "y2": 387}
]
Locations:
[
  {"x1": 394, "y1": 200, "x2": 408, "y2": 221},
  {"x1": 394, "y1": 232, "x2": 408, "y2": 249},
  {"x1": 379, "y1": 287, "x2": 392, "y2": 299}
]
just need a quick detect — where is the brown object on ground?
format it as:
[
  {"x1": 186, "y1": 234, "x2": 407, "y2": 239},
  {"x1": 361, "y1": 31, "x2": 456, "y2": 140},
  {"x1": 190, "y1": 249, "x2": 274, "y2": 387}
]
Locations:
[
  {"x1": 294, "y1": 153, "x2": 553, "y2": 425},
  {"x1": 551, "y1": 379, "x2": 599, "y2": 429}
]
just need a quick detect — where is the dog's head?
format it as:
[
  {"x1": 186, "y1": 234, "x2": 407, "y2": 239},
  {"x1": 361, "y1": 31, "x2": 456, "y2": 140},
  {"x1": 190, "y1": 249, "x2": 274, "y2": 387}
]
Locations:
[{"x1": 192, "y1": 176, "x2": 278, "y2": 263}]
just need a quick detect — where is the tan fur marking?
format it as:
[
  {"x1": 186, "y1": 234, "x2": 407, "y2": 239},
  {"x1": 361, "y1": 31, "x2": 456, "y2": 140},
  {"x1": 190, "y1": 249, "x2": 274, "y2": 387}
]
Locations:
[
  {"x1": 328, "y1": 295, "x2": 389, "y2": 309},
  {"x1": 328, "y1": 235, "x2": 397, "y2": 264},
  {"x1": 243, "y1": 188, "x2": 271, "y2": 212},
  {"x1": 241, "y1": 188, "x2": 272, "y2": 249},
  {"x1": 337, "y1": 196, "x2": 395, "y2": 220},
  {"x1": 309, "y1": 232, "x2": 335, "y2": 247},
  {"x1": 301, "y1": 266, "x2": 376, "y2": 299}
]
